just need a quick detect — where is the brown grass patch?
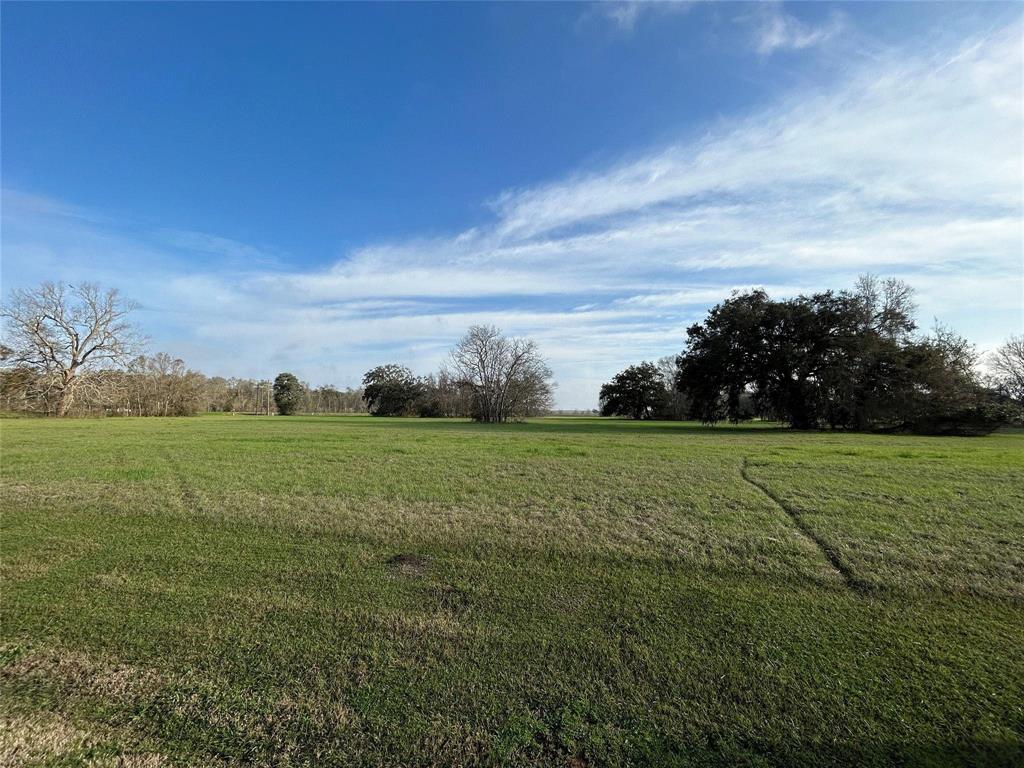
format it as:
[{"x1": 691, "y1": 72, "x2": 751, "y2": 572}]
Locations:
[
  {"x1": 0, "y1": 711, "x2": 94, "y2": 766},
  {"x1": 0, "y1": 711, "x2": 167, "y2": 768},
  {"x1": 1, "y1": 646, "x2": 163, "y2": 704}
]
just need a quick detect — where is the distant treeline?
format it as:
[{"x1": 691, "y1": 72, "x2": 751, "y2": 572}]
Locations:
[
  {"x1": 2, "y1": 278, "x2": 1021, "y2": 432},
  {"x1": 0, "y1": 283, "x2": 554, "y2": 421},
  {"x1": 0, "y1": 353, "x2": 367, "y2": 417},
  {"x1": 600, "y1": 276, "x2": 1023, "y2": 435}
]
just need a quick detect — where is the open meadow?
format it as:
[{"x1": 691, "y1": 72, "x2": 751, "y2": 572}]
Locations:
[{"x1": 1, "y1": 415, "x2": 1022, "y2": 767}]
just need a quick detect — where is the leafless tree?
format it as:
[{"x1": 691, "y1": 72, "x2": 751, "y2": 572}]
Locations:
[
  {"x1": 449, "y1": 324, "x2": 554, "y2": 422},
  {"x1": 855, "y1": 274, "x2": 917, "y2": 341},
  {"x1": 989, "y1": 334, "x2": 1024, "y2": 402},
  {"x1": 657, "y1": 354, "x2": 689, "y2": 420},
  {"x1": 1, "y1": 282, "x2": 142, "y2": 416},
  {"x1": 123, "y1": 352, "x2": 206, "y2": 416}
]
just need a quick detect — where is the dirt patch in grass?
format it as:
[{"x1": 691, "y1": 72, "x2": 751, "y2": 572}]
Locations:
[{"x1": 387, "y1": 553, "x2": 430, "y2": 578}]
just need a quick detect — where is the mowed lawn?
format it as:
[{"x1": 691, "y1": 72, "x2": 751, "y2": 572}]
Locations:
[{"x1": 1, "y1": 415, "x2": 1022, "y2": 767}]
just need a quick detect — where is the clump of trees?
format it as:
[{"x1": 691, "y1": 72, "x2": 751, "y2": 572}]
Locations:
[
  {"x1": 360, "y1": 365, "x2": 476, "y2": 418},
  {"x1": 118, "y1": 353, "x2": 208, "y2": 416},
  {"x1": 412, "y1": 370, "x2": 476, "y2": 418},
  {"x1": 0, "y1": 350, "x2": 209, "y2": 416},
  {"x1": 602, "y1": 275, "x2": 1020, "y2": 435},
  {"x1": 361, "y1": 325, "x2": 554, "y2": 422},
  {"x1": 362, "y1": 365, "x2": 423, "y2": 416},
  {"x1": 599, "y1": 357, "x2": 692, "y2": 420},
  {"x1": 277, "y1": 382, "x2": 366, "y2": 415}
]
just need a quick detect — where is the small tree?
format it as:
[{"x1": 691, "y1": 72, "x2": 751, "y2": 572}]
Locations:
[
  {"x1": 599, "y1": 362, "x2": 668, "y2": 419},
  {"x1": 362, "y1": 364, "x2": 422, "y2": 416},
  {"x1": 273, "y1": 372, "x2": 303, "y2": 415},
  {"x1": 1, "y1": 281, "x2": 142, "y2": 416}
]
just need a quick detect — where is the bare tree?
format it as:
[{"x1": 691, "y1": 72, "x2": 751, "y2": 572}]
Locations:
[
  {"x1": 855, "y1": 274, "x2": 917, "y2": 341},
  {"x1": 1, "y1": 282, "x2": 142, "y2": 416},
  {"x1": 657, "y1": 355, "x2": 689, "y2": 420},
  {"x1": 989, "y1": 334, "x2": 1024, "y2": 402},
  {"x1": 449, "y1": 325, "x2": 554, "y2": 422}
]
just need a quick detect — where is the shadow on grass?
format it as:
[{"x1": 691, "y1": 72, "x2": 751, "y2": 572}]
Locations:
[{"x1": 274, "y1": 415, "x2": 793, "y2": 437}]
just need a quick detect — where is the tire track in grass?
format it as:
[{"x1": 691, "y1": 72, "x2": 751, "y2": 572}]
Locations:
[
  {"x1": 740, "y1": 457, "x2": 870, "y2": 594},
  {"x1": 160, "y1": 447, "x2": 202, "y2": 514}
]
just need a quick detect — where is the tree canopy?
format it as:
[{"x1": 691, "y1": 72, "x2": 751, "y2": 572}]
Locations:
[
  {"x1": 989, "y1": 335, "x2": 1024, "y2": 403},
  {"x1": 1, "y1": 282, "x2": 142, "y2": 416},
  {"x1": 273, "y1": 372, "x2": 303, "y2": 415},
  {"x1": 673, "y1": 277, "x2": 1016, "y2": 434},
  {"x1": 599, "y1": 362, "x2": 667, "y2": 419},
  {"x1": 361, "y1": 364, "x2": 422, "y2": 416}
]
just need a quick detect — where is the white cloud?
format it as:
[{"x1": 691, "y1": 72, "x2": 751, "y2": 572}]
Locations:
[
  {"x1": 748, "y1": 3, "x2": 846, "y2": 56},
  {"x1": 2, "y1": 19, "x2": 1021, "y2": 408},
  {"x1": 491, "y1": 24, "x2": 1020, "y2": 241}
]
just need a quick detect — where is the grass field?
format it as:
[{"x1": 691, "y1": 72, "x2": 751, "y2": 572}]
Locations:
[{"x1": 1, "y1": 415, "x2": 1022, "y2": 767}]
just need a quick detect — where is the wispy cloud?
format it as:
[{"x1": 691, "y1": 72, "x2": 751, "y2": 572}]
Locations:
[
  {"x1": 3, "y1": 20, "x2": 1021, "y2": 407},
  {"x1": 746, "y1": 3, "x2": 846, "y2": 55},
  {"x1": 583, "y1": 1, "x2": 692, "y2": 35}
]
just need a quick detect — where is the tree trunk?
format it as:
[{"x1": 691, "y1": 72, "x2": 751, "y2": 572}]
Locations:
[
  {"x1": 55, "y1": 387, "x2": 72, "y2": 417},
  {"x1": 54, "y1": 367, "x2": 79, "y2": 417}
]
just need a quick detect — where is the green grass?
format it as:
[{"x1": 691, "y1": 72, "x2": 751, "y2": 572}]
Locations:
[{"x1": 1, "y1": 415, "x2": 1022, "y2": 767}]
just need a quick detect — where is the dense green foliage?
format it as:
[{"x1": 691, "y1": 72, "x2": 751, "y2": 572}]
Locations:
[
  {"x1": 598, "y1": 362, "x2": 667, "y2": 419},
  {"x1": 272, "y1": 372, "x2": 303, "y2": 415},
  {"x1": 677, "y1": 279, "x2": 1017, "y2": 433},
  {"x1": 361, "y1": 366, "x2": 474, "y2": 418},
  {"x1": 361, "y1": 364, "x2": 423, "y2": 416},
  {"x1": 2, "y1": 415, "x2": 1021, "y2": 766}
]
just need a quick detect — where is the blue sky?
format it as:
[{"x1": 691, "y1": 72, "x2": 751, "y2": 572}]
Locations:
[{"x1": 2, "y1": 1, "x2": 1022, "y2": 408}]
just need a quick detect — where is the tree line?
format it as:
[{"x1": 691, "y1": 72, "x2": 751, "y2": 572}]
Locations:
[
  {"x1": 600, "y1": 276, "x2": 1023, "y2": 435},
  {"x1": 0, "y1": 282, "x2": 555, "y2": 422},
  {"x1": 0, "y1": 282, "x2": 366, "y2": 417},
  {"x1": 3, "y1": 278, "x2": 1020, "y2": 431}
]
